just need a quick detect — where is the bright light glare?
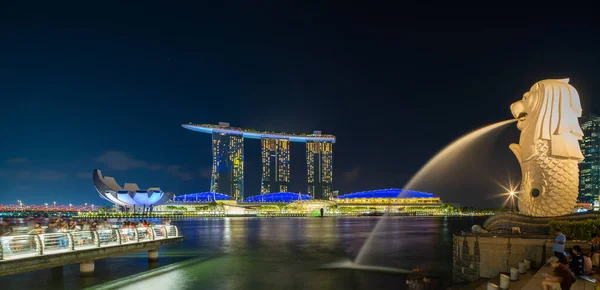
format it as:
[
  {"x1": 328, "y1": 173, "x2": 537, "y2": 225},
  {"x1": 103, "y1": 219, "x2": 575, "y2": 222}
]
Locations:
[{"x1": 490, "y1": 176, "x2": 520, "y2": 209}]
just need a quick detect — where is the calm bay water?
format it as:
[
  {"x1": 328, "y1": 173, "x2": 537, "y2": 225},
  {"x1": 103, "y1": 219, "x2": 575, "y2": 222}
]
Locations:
[{"x1": 0, "y1": 216, "x2": 484, "y2": 290}]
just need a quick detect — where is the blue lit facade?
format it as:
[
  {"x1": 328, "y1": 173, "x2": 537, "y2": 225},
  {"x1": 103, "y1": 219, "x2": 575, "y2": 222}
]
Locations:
[
  {"x1": 244, "y1": 192, "x2": 313, "y2": 203},
  {"x1": 337, "y1": 188, "x2": 437, "y2": 199},
  {"x1": 182, "y1": 123, "x2": 336, "y2": 142},
  {"x1": 335, "y1": 188, "x2": 440, "y2": 205},
  {"x1": 172, "y1": 192, "x2": 232, "y2": 202}
]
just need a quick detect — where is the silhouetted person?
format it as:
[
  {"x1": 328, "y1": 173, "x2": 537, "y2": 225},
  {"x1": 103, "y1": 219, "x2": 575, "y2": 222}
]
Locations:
[{"x1": 568, "y1": 245, "x2": 584, "y2": 276}]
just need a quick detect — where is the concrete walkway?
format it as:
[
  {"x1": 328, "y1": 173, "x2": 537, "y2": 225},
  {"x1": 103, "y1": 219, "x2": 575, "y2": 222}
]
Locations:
[
  {"x1": 520, "y1": 265, "x2": 599, "y2": 290},
  {"x1": 473, "y1": 269, "x2": 537, "y2": 290}
]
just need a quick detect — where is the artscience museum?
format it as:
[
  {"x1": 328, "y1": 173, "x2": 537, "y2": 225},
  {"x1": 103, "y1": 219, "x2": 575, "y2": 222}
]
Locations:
[{"x1": 92, "y1": 169, "x2": 173, "y2": 211}]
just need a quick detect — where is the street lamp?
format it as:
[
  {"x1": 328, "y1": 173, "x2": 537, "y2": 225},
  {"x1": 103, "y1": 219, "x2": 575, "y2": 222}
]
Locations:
[{"x1": 53, "y1": 201, "x2": 56, "y2": 208}]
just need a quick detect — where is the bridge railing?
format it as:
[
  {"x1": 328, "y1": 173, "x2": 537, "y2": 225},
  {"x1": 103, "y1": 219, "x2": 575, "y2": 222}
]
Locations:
[
  {"x1": 40, "y1": 233, "x2": 72, "y2": 252},
  {"x1": 71, "y1": 231, "x2": 96, "y2": 249},
  {"x1": 0, "y1": 225, "x2": 180, "y2": 261},
  {"x1": 0, "y1": 235, "x2": 38, "y2": 259}
]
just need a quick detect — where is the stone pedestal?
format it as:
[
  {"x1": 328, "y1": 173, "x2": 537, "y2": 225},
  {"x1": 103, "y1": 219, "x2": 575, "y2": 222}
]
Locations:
[
  {"x1": 487, "y1": 282, "x2": 499, "y2": 290},
  {"x1": 510, "y1": 267, "x2": 518, "y2": 281},
  {"x1": 80, "y1": 260, "x2": 94, "y2": 276},
  {"x1": 524, "y1": 259, "x2": 531, "y2": 270},
  {"x1": 148, "y1": 249, "x2": 159, "y2": 261},
  {"x1": 518, "y1": 262, "x2": 526, "y2": 273},
  {"x1": 499, "y1": 274, "x2": 510, "y2": 289}
]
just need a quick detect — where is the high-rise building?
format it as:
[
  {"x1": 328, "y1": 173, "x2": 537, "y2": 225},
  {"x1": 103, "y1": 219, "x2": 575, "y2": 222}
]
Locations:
[
  {"x1": 182, "y1": 123, "x2": 335, "y2": 200},
  {"x1": 306, "y1": 135, "x2": 333, "y2": 199},
  {"x1": 261, "y1": 138, "x2": 290, "y2": 193},
  {"x1": 211, "y1": 130, "x2": 244, "y2": 200},
  {"x1": 579, "y1": 114, "x2": 600, "y2": 203}
]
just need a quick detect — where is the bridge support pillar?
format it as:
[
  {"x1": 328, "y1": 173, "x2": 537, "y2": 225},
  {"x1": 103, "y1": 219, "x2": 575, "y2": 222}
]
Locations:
[
  {"x1": 148, "y1": 248, "x2": 159, "y2": 261},
  {"x1": 80, "y1": 260, "x2": 95, "y2": 276}
]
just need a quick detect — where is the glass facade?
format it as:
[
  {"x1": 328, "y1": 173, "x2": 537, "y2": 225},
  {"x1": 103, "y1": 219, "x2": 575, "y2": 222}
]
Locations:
[
  {"x1": 579, "y1": 115, "x2": 600, "y2": 203},
  {"x1": 173, "y1": 192, "x2": 232, "y2": 202},
  {"x1": 211, "y1": 132, "x2": 244, "y2": 200},
  {"x1": 185, "y1": 123, "x2": 335, "y2": 201},
  {"x1": 260, "y1": 138, "x2": 290, "y2": 193},
  {"x1": 306, "y1": 141, "x2": 333, "y2": 199}
]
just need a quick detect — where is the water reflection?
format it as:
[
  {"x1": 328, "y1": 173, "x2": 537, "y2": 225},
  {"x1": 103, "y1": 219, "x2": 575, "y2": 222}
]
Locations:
[{"x1": 0, "y1": 217, "x2": 484, "y2": 290}]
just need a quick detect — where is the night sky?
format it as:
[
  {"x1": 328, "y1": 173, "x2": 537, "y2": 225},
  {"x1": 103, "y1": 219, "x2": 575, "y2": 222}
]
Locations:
[{"x1": 1, "y1": 4, "x2": 599, "y2": 207}]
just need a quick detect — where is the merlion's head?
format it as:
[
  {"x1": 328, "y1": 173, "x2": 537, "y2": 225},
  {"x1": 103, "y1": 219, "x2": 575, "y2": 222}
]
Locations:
[{"x1": 510, "y1": 78, "x2": 584, "y2": 161}]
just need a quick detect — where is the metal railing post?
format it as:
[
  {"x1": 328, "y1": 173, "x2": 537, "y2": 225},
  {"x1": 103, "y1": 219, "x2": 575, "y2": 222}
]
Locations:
[
  {"x1": 174, "y1": 226, "x2": 179, "y2": 237},
  {"x1": 0, "y1": 240, "x2": 3, "y2": 260},
  {"x1": 115, "y1": 229, "x2": 122, "y2": 244},
  {"x1": 134, "y1": 228, "x2": 140, "y2": 242},
  {"x1": 162, "y1": 226, "x2": 169, "y2": 238},
  {"x1": 67, "y1": 233, "x2": 75, "y2": 250},
  {"x1": 93, "y1": 231, "x2": 100, "y2": 247},
  {"x1": 34, "y1": 235, "x2": 43, "y2": 255},
  {"x1": 149, "y1": 227, "x2": 155, "y2": 240}
]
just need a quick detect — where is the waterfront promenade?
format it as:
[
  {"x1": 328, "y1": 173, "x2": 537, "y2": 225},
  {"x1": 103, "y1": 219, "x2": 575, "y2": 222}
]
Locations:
[{"x1": 0, "y1": 225, "x2": 183, "y2": 276}]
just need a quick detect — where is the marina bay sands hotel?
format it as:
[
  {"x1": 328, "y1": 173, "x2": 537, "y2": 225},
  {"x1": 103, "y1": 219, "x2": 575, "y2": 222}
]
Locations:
[{"x1": 182, "y1": 122, "x2": 335, "y2": 200}]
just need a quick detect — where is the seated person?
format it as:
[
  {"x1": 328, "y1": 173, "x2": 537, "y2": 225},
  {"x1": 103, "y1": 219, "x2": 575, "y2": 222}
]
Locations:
[
  {"x1": 590, "y1": 233, "x2": 600, "y2": 252},
  {"x1": 584, "y1": 252, "x2": 593, "y2": 275},
  {"x1": 569, "y1": 245, "x2": 584, "y2": 276},
  {"x1": 542, "y1": 256, "x2": 575, "y2": 290}
]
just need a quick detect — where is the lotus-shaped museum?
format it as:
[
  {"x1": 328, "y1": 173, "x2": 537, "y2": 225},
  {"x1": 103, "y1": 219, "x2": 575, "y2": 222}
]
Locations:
[{"x1": 93, "y1": 169, "x2": 173, "y2": 207}]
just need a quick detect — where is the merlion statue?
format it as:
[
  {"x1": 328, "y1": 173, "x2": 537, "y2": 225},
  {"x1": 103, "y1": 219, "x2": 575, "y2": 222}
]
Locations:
[{"x1": 509, "y1": 78, "x2": 584, "y2": 217}]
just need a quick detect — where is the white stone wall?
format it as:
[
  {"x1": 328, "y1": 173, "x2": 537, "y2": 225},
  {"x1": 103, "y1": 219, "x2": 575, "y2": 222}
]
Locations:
[
  {"x1": 454, "y1": 235, "x2": 550, "y2": 282},
  {"x1": 453, "y1": 234, "x2": 592, "y2": 283}
]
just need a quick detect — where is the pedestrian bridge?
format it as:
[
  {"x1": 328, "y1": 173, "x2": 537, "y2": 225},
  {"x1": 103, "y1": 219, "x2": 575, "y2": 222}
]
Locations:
[{"x1": 0, "y1": 225, "x2": 183, "y2": 277}]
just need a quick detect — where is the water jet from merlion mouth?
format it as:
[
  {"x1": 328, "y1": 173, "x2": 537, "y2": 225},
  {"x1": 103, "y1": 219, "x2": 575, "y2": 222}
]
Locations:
[{"x1": 340, "y1": 119, "x2": 517, "y2": 270}]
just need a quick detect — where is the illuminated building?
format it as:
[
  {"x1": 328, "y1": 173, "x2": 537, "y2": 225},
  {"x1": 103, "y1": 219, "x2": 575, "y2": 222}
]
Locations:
[
  {"x1": 182, "y1": 122, "x2": 336, "y2": 200},
  {"x1": 336, "y1": 188, "x2": 441, "y2": 206},
  {"x1": 172, "y1": 192, "x2": 232, "y2": 202},
  {"x1": 211, "y1": 129, "x2": 244, "y2": 200},
  {"x1": 579, "y1": 114, "x2": 600, "y2": 203},
  {"x1": 306, "y1": 132, "x2": 333, "y2": 199},
  {"x1": 92, "y1": 169, "x2": 172, "y2": 210},
  {"x1": 261, "y1": 138, "x2": 290, "y2": 193},
  {"x1": 244, "y1": 192, "x2": 312, "y2": 203}
]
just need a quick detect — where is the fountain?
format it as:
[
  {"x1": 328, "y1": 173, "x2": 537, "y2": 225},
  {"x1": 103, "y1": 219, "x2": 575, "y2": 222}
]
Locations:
[
  {"x1": 328, "y1": 78, "x2": 596, "y2": 283},
  {"x1": 322, "y1": 119, "x2": 516, "y2": 274},
  {"x1": 354, "y1": 119, "x2": 517, "y2": 265}
]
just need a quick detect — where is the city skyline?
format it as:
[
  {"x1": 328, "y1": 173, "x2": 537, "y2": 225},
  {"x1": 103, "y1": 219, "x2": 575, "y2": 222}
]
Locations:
[
  {"x1": 2, "y1": 9, "x2": 600, "y2": 207},
  {"x1": 579, "y1": 114, "x2": 600, "y2": 203}
]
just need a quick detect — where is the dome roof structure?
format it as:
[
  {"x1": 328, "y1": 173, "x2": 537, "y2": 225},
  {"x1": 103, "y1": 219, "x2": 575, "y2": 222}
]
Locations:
[
  {"x1": 337, "y1": 188, "x2": 436, "y2": 199},
  {"x1": 173, "y1": 192, "x2": 232, "y2": 202},
  {"x1": 243, "y1": 192, "x2": 312, "y2": 203}
]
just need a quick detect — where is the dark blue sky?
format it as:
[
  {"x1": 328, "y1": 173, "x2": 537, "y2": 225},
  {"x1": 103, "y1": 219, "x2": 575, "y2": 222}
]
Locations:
[{"x1": 1, "y1": 4, "x2": 599, "y2": 207}]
